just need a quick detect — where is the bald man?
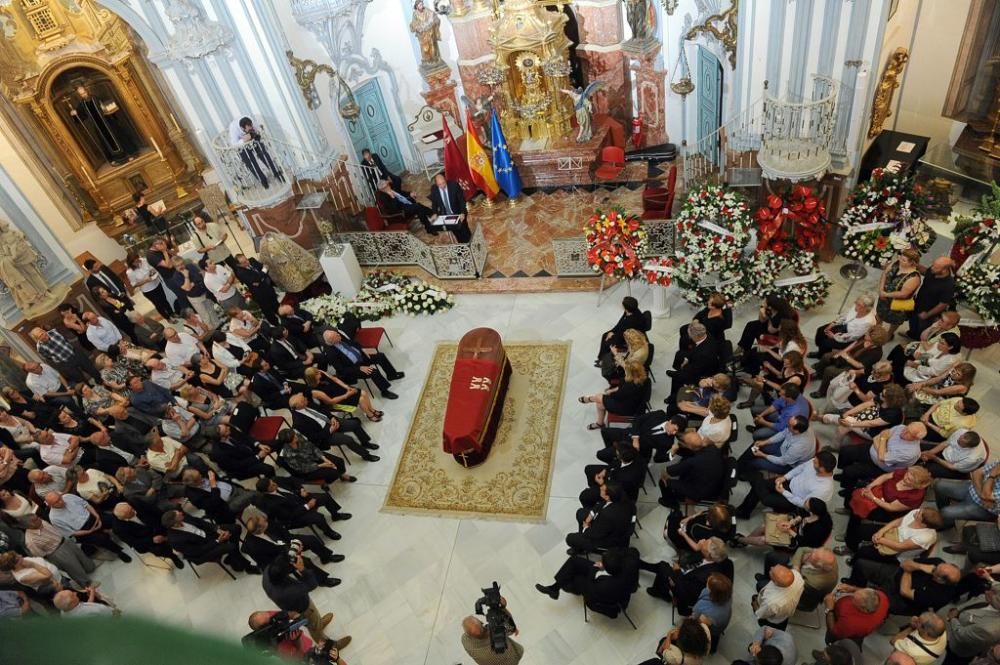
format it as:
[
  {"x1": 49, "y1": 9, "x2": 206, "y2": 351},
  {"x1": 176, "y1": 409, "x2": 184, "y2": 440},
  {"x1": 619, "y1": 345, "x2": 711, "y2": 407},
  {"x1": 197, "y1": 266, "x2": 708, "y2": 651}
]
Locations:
[
  {"x1": 753, "y1": 564, "x2": 804, "y2": 630},
  {"x1": 908, "y1": 257, "x2": 955, "y2": 339},
  {"x1": 891, "y1": 612, "x2": 948, "y2": 665},
  {"x1": 837, "y1": 422, "x2": 926, "y2": 490},
  {"x1": 461, "y1": 613, "x2": 524, "y2": 665}
]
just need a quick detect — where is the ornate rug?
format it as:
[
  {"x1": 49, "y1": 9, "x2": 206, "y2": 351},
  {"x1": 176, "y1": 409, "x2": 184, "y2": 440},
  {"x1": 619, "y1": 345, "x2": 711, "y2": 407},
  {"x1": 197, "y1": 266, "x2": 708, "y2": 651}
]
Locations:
[{"x1": 382, "y1": 341, "x2": 570, "y2": 522}]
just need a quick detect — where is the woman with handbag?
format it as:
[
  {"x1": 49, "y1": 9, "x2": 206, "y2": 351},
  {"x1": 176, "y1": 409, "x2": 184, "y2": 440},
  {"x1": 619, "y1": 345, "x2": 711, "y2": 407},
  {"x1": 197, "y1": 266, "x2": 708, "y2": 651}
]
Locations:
[
  {"x1": 843, "y1": 508, "x2": 943, "y2": 576},
  {"x1": 876, "y1": 249, "x2": 922, "y2": 336},
  {"x1": 664, "y1": 504, "x2": 736, "y2": 553},
  {"x1": 835, "y1": 467, "x2": 932, "y2": 555},
  {"x1": 734, "y1": 497, "x2": 833, "y2": 550},
  {"x1": 824, "y1": 360, "x2": 894, "y2": 413},
  {"x1": 822, "y1": 383, "x2": 907, "y2": 443},
  {"x1": 810, "y1": 326, "x2": 889, "y2": 398},
  {"x1": 907, "y1": 362, "x2": 976, "y2": 412}
]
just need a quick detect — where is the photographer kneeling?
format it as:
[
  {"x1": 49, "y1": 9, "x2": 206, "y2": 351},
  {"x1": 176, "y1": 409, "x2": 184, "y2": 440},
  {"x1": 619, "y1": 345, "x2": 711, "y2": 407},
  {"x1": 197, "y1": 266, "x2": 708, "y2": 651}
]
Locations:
[
  {"x1": 461, "y1": 586, "x2": 523, "y2": 665},
  {"x1": 245, "y1": 610, "x2": 346, "y2": 664}
]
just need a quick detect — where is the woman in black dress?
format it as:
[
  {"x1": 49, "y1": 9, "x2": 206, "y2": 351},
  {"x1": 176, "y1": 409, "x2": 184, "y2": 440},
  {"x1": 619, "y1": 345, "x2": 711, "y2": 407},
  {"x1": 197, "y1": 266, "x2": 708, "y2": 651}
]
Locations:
[
  {"x1": 665, "y1": 503, "x2": 736, "y2": 552},
  {"x1": 579, "y1": 361, "x2": 648, "y2": 429},
  {"x1": 678, "y1": 292, "x2": 732, "y2": 352},
  {"x1": 737, "y1": 295, "x2": 796, "y2": 359},
  {"x1": 303, "y1": 367, "x2": 382, "y2": 422}
]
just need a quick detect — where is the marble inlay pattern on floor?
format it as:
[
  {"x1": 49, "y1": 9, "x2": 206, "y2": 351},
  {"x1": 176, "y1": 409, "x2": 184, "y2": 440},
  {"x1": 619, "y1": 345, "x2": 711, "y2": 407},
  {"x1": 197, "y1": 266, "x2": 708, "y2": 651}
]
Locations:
[{"x1": 89, "y1": 268, "x2": 1000, "y2": 665}]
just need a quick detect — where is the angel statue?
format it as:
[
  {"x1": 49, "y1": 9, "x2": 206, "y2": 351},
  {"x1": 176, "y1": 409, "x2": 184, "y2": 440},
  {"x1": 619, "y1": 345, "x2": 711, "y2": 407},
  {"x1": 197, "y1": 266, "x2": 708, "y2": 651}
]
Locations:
[
  {"x1": 461, "y1": 93, "x2": 494, "y2": 149},
  {"x1": 561, "y1": 81, "x2": 605, "y2": 143}
]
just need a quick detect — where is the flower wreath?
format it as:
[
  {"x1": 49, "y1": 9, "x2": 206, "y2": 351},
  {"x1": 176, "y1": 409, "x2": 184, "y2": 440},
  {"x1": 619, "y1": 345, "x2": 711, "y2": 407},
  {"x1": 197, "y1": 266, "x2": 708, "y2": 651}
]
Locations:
[
  {"x1": 840, "y1": 168, "x2": 932, "y2": 268},
  {"x1": 584, "y1": 208, "x2": 648, "y2": 279},
  {"x1": 750, "y1": 250, "x2": 832, "y2": 310},
  {"x1": 301, "y1": 271, "x2": 455, "y2": 324},
  {"x1": 957, "y1": 259, "x2": 1000, "y2": 325},
  {"x1": 642, "y1": 256, "x2": 674, "y2": 287},
  {"x1": 755, "y1": 184, "x2": 830, "y2": 255},
  {"x1": 950, "y1": 212, "x2": 1000, "y2": 269},
  {"x1": 673, "y1": 185, "x2": 755, "y2": 304}
]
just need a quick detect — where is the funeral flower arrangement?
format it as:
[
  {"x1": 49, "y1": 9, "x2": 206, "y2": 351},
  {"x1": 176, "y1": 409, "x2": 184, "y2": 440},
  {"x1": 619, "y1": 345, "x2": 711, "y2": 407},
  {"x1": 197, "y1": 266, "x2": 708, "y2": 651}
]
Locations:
[
  {"x1": 950, "y1": 184, "x2": 1000, "y2": 268},
  {"x1": 301, "y1": 272, "x2": 455, "y2": 325},
  {"x1": 584, "y1": 208, "x2": 648, "y2": 278},
  {"x1": 750, "y1": 250, "x2": 832, "y2": 310},
  {"x1": 956, "y1": 260, "x2": 1000, "y2": 325},
  {"x1": 673, "y1": 185, "x2": 755, "y2": 305},
  {"x1": 755, "y1": 185, "x2": 830, "y2": 255},
  {"x1": 840, "y1": 168, "x2": 932, "y2": 268},
  {"x1": 642, "y1": 256, "x2": 674, "y2": 287}
]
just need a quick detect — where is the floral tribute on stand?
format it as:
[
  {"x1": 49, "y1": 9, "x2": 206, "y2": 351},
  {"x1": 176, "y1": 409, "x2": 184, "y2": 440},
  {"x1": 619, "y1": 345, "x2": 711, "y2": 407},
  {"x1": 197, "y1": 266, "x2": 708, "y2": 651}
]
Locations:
[
  {"x1": 949, "y1": 183, "x2": 1000, "y2": 269},
  {"x1": 673, "y1": 185, "x2": 755, "y2": 305},
  {"x1": 642, "y1": 256, "x2": 674, "y2": 287},
  {"x1": 840, "y1": 168, "x2": 934, "y2": 268},
  {"x1": 584, "y1": 208, "x2": 648, "y2": 278},
  {"x1": 750, "y1": 250, "x2": 832, "y2": 310},
  {"x1": 755, "y1": 184, "x2": 830, "y2": 255},
  {"x1": 301, "y1": 271, "x2": 455, "y2": 326}
]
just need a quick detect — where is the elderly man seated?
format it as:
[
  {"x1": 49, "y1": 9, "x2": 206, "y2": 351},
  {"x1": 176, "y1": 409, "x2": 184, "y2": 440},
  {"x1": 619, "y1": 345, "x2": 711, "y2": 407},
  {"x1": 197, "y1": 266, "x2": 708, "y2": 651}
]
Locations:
[
  {"x1": 837, "y1": 422, "x2": 925, "y2": 490},
  {"x1": 823, "y1": 583, "x2": 889, "y2": 646},
  {"x1": 161, "y1": 509, "x2": 256, "y2": 573},
  {"x1": 146, "y1": 357, "x2": 192, "y2": 391},
  {"x1": 43, "y1": 491, "x2": 131, "y2": 563},
  {"x1": 658, "y1": 431, "x2": 726, "y2": 509},
  {"x1": 163, "y1": 327, "x2": 205, "y2": 368},
  {"x1": 565, "y1": 483, "x2": 634, "y2": 555},
  {"x1": 891, "y1": 612, "x2": 949, "y2": 665},
  {"x1": 321, "y1": 329, "x2": 403, "y2": 400},
  {"x1": 82, "y1": 311, "x2": 123, "y2": 353},
  {"x1": 52, "y1": 587, "x2": 116, "y2": 617},
  {"x1": 765, "y1": 547, "x2": 839, "y2": 600},
  {"x1": 127, "y1": 374, "x2": 175, "y2": 417},
  {"x1": 639, "y1": 536, "x2": 733, "y2": 615},
  {"x1": 535, "y1": 546, "x2": 637, "y2": 607},
  {"x1": 752, "y1": 564, "x2": 804, "y2": 630},
  {"x1": 738, "y1": 415, "x2": 816, "y2": 478},
  {"x1": 180, "y1": 468, "x2": 256, "y2": 523},
  {"x1": 110, "y1": 502, "x2": 183, "y2": 569},
  {"x1": 242, "y1": 515, "x2": 342, "y2": 581},
  {"x1": 22, "y1": 361, "x2": 77, "y2": 411},
  {"x1": 811, "y1": 295, "x2": 877, "y2": 357}
]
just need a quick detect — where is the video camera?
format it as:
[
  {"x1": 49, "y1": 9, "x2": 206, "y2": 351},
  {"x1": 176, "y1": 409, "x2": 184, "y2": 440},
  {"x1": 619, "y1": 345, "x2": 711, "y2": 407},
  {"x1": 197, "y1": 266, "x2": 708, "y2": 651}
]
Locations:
[
  {"x1": 474, "y1": 581, "x2": 517, "y2": 654},
  {"x1": 241, "y1": 611, "x2": 309, "y2": 651}
]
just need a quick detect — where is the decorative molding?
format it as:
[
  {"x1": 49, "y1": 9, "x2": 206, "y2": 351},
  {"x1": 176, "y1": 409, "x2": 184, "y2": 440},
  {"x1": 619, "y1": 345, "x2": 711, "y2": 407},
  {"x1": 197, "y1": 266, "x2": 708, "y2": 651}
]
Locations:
[
  {"x1": 162, "y1": 0, "x2": 233, "y2": 61},
  {"x1": 868, "y1": 47, "x2": 908, "y2": 138},
  {"x1": 686, "y1": 1, "x2": 738, "y2": 69}
]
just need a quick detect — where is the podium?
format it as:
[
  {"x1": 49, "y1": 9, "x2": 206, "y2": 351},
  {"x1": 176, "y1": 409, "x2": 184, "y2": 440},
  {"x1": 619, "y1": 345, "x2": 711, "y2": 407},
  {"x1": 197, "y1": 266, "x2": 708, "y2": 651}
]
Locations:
[
  {"x1": 318, "y1": 243, "x2": 363, "y2": 299},
  {"x1": 442, "y1": 328, "x2": 512, "y2": 467}
]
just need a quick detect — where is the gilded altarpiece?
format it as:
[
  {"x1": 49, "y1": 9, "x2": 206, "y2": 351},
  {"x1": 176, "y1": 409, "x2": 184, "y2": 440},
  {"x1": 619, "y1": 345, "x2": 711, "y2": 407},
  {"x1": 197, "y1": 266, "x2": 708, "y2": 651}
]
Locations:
[{"x1": 0, "y1": 0, "x2": 201, "y2": 229}]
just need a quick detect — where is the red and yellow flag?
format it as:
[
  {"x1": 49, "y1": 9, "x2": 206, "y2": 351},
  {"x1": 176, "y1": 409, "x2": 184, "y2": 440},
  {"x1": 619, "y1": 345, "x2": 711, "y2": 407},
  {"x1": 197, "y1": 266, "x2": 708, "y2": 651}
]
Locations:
[{"x1": 465, "y1": 109, "x2": 499, "y2": 199}]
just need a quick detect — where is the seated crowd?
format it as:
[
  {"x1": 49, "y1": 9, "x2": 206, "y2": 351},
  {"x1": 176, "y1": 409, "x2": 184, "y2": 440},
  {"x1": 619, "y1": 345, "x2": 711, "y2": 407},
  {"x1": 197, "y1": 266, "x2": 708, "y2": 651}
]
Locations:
[
  {"x1": 550, "y1": 250, "x2": 998, "y2": 665},
  {"x1": 0, "y1": 230, "x2": 403, "y2": 652}
]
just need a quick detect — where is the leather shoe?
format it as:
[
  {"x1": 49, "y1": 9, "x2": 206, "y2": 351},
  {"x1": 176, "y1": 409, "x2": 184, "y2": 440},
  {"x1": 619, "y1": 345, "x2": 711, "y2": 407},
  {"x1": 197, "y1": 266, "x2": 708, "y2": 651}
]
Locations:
[
  {"x1": 326, "y1": 554, "x2": 346, "y2": 563},
  {"x1": 389, "y1": 372, "x2": 405, "y2": 380},
  {"x1": 364, "y1": 442, "x2": 380, "y2": 450},
  {"x1": 363, "y1": 454, "x2": 380, "y2": 462},
  {"x1": 320, "y1": 577, "x2": 342, "y2": 587},
  {"x1": 326, "y1": 531, "x2": 342, "y2": 541},
  {"x1": 535, "y1": 583, "x2": 559, "y2": 600},
  {"x1": 809, "y1": 391, "x2": 824, "y2": 399},
  {"x1": 944, "y1": 545, "x2": 968, "y2": 555},
  {"x1": 381, "y1": 391, "x2": 399, "y2": 400},
  {"x1": 321, "y1": 613, "x2": 334, "y2": 628},
  {"x1": 118, "y1": 552, "x2": 133, "y2": 563},
  {"x1": 332, "y1": 512, "x2": 352, "y2": 521}
]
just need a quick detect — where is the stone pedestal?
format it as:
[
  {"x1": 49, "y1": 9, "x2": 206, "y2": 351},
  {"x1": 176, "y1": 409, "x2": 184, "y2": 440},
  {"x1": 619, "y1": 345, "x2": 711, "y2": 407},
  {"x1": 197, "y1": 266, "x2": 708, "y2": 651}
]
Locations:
[
  {"x1": 319, "y1": 244, "x2": 364, "y2": 299},
  {"x1": 421, "y1": 65, "x2": 462, "y2": 124},
  {"x1": 622, "y1": 37, "x2": 667, "y2": 147},
  {"x1": 574, "y1": 0, "x2": 628, "y2": 124}
]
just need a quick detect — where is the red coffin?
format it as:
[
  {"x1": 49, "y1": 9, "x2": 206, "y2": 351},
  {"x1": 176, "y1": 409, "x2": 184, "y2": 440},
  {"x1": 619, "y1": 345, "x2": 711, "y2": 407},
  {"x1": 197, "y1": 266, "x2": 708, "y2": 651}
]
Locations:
[{"x1": 442, "y1": 328, "x2": 512, "y2": 467}]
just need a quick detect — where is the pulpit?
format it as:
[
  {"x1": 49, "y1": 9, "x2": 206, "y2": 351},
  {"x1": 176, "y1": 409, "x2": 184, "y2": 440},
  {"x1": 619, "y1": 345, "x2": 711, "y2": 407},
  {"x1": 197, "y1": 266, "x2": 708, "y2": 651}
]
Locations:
[{"x1": 442, "y1": 328, "x2": 512, "y2": 467}]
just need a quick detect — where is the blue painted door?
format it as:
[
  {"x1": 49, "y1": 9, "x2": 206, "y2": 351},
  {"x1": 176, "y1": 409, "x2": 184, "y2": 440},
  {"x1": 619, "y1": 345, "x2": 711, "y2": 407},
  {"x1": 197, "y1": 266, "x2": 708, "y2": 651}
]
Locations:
[
  {"x1": 697, "y1": 46, "x2": 723, "y2": 164},
  {"x1": 346, "y1": 78, "x2": 405, "y2": 174}
]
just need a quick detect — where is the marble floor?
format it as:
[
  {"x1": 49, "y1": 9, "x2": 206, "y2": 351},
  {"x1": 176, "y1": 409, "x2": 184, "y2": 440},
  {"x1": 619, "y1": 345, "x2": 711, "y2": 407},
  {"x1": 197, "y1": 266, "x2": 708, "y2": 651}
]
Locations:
[{"x1": 91, "y1": 260, "x2": 1000, "y2": 665}]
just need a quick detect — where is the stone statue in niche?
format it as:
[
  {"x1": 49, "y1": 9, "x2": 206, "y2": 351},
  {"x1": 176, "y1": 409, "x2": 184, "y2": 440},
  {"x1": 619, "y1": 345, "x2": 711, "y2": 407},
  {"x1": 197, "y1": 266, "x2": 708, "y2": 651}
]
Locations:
[
  {"x1": 623, "y1": 0, "x2": 651, "y2": 41},
  {"x1": 0, "y1": 220, "x2": 52, "y2": 312},
  {"x1": 67, "y1": 82, "x2": 143, "y2": 168},
  {"x1": 410, "y1": 0, "x2": 444, "y2": 71}
]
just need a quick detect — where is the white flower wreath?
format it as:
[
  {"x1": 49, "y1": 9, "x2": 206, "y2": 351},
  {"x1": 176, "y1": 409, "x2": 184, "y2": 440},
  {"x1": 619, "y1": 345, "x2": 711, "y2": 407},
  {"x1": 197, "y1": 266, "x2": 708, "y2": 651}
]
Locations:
[{"x1": 750, "y1": 250, "x2": 832, "y2": 310}]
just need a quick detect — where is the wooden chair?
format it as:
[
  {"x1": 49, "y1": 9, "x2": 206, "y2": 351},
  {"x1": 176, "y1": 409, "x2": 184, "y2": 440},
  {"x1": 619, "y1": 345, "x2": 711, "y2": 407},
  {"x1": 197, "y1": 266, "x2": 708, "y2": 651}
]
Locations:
[
  {"x1": 593, "y1": 146, "x2": 626, "y2": 186},
  {"x1": 641, "y1": 165, "x2": 678, "y2": 220}
]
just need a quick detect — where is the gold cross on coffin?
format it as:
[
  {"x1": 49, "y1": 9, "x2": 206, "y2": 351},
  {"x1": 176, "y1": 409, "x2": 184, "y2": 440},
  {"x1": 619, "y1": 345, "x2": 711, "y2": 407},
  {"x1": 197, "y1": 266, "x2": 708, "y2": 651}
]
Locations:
[{"x1": 465, "y1": 344, "x2": 494, "y2": 358}]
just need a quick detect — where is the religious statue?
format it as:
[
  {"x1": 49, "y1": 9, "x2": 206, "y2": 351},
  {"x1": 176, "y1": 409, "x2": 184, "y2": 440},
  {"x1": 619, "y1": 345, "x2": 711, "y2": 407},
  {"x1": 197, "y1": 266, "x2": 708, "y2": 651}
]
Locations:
[
  {"x1": 461, "y1": 93, "x2": 494, "y2": 149},
  {"x1": 560, "y1": 81, "x2": 605, "y2": 143},
  {"x1": 623, "y1": 0, "x2": 651, "y2": 41},
  {"x1": 69, "y1": 83, "x2": 142, "y2": 168},
  {"x1": 409, "y1": 0, "x2": 443, "y2": 71},
  {"x1": 0, "y1": 221, "x2": 52, "y2": 312},
  {"x1": 257, "y1": 232, "x2": 323, "y2": 293}
]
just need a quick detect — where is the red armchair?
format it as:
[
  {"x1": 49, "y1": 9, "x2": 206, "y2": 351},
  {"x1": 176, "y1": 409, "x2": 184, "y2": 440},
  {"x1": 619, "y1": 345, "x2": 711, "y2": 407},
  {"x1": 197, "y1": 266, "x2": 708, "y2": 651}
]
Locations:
[
  {"x1": 641, "y1": 164, "x2": 677, "y2": 220},
  {"x1": 594, "y1": 146, "x2": 626, "y2": 184}
]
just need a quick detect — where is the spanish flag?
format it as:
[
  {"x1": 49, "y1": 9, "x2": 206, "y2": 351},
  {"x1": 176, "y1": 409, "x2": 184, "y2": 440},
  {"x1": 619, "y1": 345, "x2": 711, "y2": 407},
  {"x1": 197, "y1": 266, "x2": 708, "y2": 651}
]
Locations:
[{"x1": 465, "y1": 108, "x2": 499, "y2": 199}]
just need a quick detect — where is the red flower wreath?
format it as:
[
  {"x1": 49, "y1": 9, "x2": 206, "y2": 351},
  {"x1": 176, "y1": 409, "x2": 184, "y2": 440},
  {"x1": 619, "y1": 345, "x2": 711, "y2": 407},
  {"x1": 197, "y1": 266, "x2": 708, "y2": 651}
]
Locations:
[{"x1": 755, "y1": 184, "x2": 830, "y2": 256}]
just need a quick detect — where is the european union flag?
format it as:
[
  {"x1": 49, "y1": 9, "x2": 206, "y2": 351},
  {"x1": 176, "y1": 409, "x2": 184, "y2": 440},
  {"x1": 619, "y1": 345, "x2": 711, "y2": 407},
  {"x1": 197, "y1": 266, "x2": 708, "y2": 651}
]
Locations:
[{"x1": 490, "y1": 111, "x2": 522, "y2": 198}]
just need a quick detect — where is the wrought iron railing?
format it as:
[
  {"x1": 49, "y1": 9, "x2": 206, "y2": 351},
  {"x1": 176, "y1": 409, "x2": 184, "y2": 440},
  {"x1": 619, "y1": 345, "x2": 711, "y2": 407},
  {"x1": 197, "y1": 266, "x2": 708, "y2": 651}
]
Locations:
[
  {"x1": 330, "y1": 223, "x2": 488, "y2": 279},
  {"x1": 758, "y1": 76, "x2": 839, "y2": 182},
  {"x1": 682, "y1": 96, "x2": 765, "y2": 189}
]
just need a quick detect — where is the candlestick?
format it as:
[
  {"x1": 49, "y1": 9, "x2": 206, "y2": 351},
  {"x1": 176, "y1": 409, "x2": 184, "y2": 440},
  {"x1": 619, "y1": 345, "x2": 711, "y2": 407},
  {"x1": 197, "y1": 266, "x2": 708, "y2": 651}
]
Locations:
[
  {"x1": 170, "y1": 113, "x2": 182, "y2": 133},
  {"x1": 150, "y1": 136, "x2": 165, "y2": 161},
  {"x1": 79, "y1": 161, "x2": 96, "y2": 189}
]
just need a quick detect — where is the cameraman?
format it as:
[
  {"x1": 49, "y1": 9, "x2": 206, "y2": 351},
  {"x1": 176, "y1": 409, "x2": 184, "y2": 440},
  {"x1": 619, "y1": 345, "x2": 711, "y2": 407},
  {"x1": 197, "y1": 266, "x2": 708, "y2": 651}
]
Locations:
[
  {"x1": 461, "y1": 597, "x2": 523, "y2": 665},
  {"x1": 247, "y1": 611, "x2": 347, "y2": 664},
  {"x1": 229, "y1": 116, "x2": 283, "y2": 189}
]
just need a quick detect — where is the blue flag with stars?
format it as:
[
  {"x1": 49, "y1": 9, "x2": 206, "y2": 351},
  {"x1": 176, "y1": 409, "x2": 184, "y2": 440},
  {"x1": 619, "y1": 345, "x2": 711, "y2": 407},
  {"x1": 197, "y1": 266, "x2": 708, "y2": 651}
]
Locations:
[{"x1": 490, "y1": 110, "x2": 522, "y2": 198}]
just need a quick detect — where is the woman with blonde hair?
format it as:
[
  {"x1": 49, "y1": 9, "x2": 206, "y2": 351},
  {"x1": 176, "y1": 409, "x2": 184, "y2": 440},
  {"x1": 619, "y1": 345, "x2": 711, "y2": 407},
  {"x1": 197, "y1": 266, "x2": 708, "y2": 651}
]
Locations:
[
  {"x1": 303, "y1": 366, "x2": 382, "y2": 422},
  {"x1": 604, "y1": 327, "x2": 649, "y2": 382},
  {"x1": 697, "y1": 396, "x2": 732, "y2": 448},
  {"x1": 825, "y1": 359, "x2": 894, "y2": 413},
  {"x1": 876, "y1": 248, "x2": 923, "y2": 335},
  {"x1": 579, "y1": 360, "x2": 648, "y2": 429}
]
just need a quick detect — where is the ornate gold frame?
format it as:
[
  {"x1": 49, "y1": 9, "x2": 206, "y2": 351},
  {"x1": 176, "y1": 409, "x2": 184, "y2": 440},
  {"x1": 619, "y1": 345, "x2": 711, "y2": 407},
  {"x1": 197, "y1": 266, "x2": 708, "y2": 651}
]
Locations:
[
  {"x1": 868, "y1": 47, "x2": 909, "y2": 139},
  {"x1": 686, "y1": 2, "x2": 739, "y2": 69}
]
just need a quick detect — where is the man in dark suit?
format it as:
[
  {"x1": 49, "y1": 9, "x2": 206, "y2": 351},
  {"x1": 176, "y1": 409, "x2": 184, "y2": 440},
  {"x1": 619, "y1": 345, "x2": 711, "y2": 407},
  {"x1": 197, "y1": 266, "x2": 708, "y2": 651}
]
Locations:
[
  {"x1": 180, "y1": 468, "x2": 257, "y2": 523},
  {"x1": 658, "y1": 431, "x2": 726, "y2": 509},
  {"x1": 376, "y1": 180, "x2": 433, "y2": 232},
  {"x1": 267, "y1": 326, "x2": 315, "y2": 380},
  {"x1": 111, "y1": 502, "x2": 183, "y2": 568},
  {"x1": 535, "y1": 547, "x2": 637, "y2": 607},
  {"x1": 640, "y1": 537, "x2": 734, "y2": 614},
  {"x1": 428, "y1": 172, "x2": 471, "y2": 243},
  {"x1": 288, "y1": 394, "x2": 379, "y2": 462},
  {"x1": 253, "y1": 476, "x2": 347, "y2": 540},
  {"x1": 599, "y1": 411, "x2": 686, "y2": 464},
  {"x1": 210, "y1": 423, "x2": 275, "y2": 479},
  {"x1": 362, "y1": 148, "x2": 401, "y2": 191},
  {"x1": 320, "y1": 329, "x2": 402, "y2": 400},
  {"x1": 242, "y1": 514, "x2": 342, "y2": 572},
  {"x1": 597, "y1": 296, "x2": 647, "y2": 362},
  {"x1": 581, "y1": 444, "x2": 646, "y2": 507},
  {"x1": 668, "y1": 321, "x2": 720, "y2": 401},
  {"x1": 233, "y1": 254, "x2": 279, "y2": 323},
  {"x1": 83, "y1": 259, "x2": 132, "y2": 307},
  {"x1": 278, "y1": 304, "x2": 321, "y2": 350},
  {"x1": 566, "y1": 483, "x2": 634, "y2": 554},
  {"x1": 161, "y1": 510, "x2": 256, "y2": 572},
  {"x1": 251, "y1": 358, "x2": 303, "y2": 410}
]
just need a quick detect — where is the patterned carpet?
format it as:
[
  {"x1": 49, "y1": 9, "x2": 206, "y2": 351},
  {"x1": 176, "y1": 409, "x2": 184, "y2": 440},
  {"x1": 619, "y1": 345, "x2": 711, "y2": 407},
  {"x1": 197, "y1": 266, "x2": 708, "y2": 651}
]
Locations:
[{"x1": 382, "y1": 341, "x2": 570, "y2": 522}]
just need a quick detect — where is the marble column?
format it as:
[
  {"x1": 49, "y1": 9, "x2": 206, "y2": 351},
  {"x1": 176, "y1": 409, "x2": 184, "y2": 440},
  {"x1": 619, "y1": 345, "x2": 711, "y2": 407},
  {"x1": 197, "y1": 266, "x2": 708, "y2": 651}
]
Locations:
[
  {"x1": 447, "y1": 6, "x2": 497, "y2": 111},
  {"x1": 622, "y1": 38, "x2": 668, "y2": 146},
  {"x1": 573, "y1": 0, "x2": 628, "y2": 122}
]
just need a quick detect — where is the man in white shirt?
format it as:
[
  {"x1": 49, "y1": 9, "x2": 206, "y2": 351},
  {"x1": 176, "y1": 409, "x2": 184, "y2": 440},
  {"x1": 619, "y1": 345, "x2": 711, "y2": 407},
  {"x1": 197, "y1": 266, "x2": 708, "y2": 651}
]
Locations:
[
  {"x1": 163, "y1": 327, "x2": 205, "y2": 368},
  {"x1": 146, "y1": 357, "x2": 190, "y2": 391},
  {"x1": 35, "y1": 431, "x2": 84, "y2": 468},
  {"x1": 812, "y1": 295, "x2": 877, "y2": 356},
  {"x1": 21, "y1": 361, "x2": 75, "y2": 408},
  {"x1": 53, "y1": 588, "x2": 116, "y2": 617},
  {"x1": 26, "y1": 465, "x2": 69, "y2": 497},
  {"x1": 82, "y1": 311, "x2": 123, "y2": 352},
  {"x1": 753, "y1": 564, "x2": 805, "y2": 629},
  {"x1": 43, "y1": 492, "x2": 131, "y2": 562},
  {"x1": 735, "y1": 450, "x2": 836, "y2": 519},
  {"x1": 200, "y1": 257, "x2": 243, "y2": 311},
  {"x1": 920, "y1": 429, "x2": 987, "y2": 479}
]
